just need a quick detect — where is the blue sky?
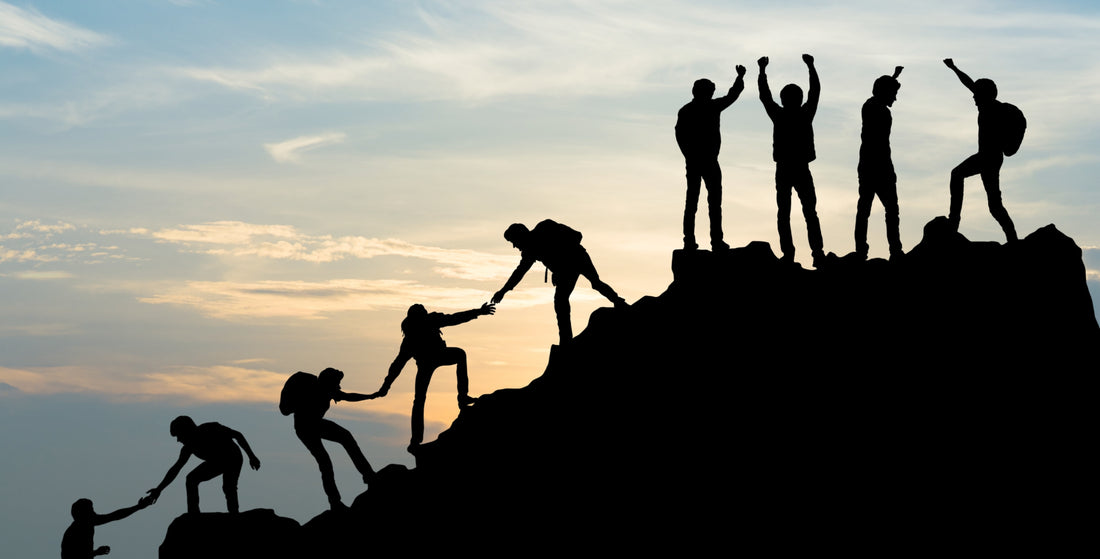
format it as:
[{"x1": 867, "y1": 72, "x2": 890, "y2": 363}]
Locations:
[{"x1": 2, "y1": 1, "x2": 1099, "y2": 557}]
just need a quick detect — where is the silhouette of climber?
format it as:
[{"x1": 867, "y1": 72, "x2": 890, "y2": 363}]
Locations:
[
  {"x1": 61, "y1": 496, "x2": 152, "y2": 559},
  {"x1": 492, "y1": 220, "x2": 628, "y2": 344},
  {"x1": 759, "y1": 54, "x2": 827, "y2": 267},
  {"x1": 286, "y1": 368, "x2": 377, "y2": 510},
  {"x1": 146, "y1": 416, "x2": 261, "y2": 514},
  {"x1": 675, "y1": 64, "x2": 747, "y2": 251},
  {"x1": 943, "y1": 58, "x2": 1019, "y2": 242},
  {"x1": 373, "y1": 303, "x2": 495, "y2": 452},
  {"x1": 855, "y1": 66, "x2": 905, "y2": 260}
]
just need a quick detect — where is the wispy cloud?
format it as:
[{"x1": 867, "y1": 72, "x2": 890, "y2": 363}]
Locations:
[
  {"x1": 138, "y1": 278, "x2": 538, "y2": 320},
  {"x1": 138, "y1": 221, "x2": 515, "y2": 279},
  {"x1": 1, "y1": 220, "x2": 129, "y2": 264},
  {"x1": 0, "y1": 2, "x2": 110, "y2": 53},
  {"x1": 263, "y1": 132, "x2": 347, "y2": 163},
  {"x1": 0, "y1": 246, "x2": 54, "y2": 263},
  {"x1": 0, "y1": 363, "x2": 286, "y2": 404}
]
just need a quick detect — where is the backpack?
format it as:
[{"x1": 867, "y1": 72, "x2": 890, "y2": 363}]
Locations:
[
  {"x1": 279, "y1": 371, "x2": 318, "y2": 416},
  {"x1": 534, "y1": 219, "x2": 583, "y2": 247},
  {"x1": 998, "y1": 102, "x2": 1026, "y2": 157}
]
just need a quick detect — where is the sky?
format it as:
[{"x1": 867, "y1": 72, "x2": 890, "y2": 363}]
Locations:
[{"x1": 2, "y1": 1, "x2": 1099, "y2": 556}]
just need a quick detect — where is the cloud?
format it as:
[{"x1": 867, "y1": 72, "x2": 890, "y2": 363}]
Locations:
[
  {"x1": 1, "y1": 221, "x2": 130, "y2": 264},
  {"x1": 0, "y1": 2, "x2": 110, "y2": 53},
  {"x1": 168, "y1": 2, "x2": 1096, "y2": 102},
  {"x1": 137, "y1": 278, "x2": 544, "y2": 320},
  {"x1": 263, "y1": 132, "x2": 347, "y2": 163},
  {"x1": 0, "y1": 363, "x2": 285, "y2": 404},
  {"x1": 12, "y1": 270, "x2": 73, "y2": 280},
  {"x1": 139, "y1": 221, "x2": 516, "y2": 279}
]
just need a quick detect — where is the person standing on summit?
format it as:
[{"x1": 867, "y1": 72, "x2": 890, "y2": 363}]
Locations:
[
  {"x1": 492, "y1": 220, "x2": 627, "y2": 345},
  {"x1": 675, "y1": 64, "x2": 747, "y2": 251},
  {"x1": 943, "y1": 58, "x2": 1020, "y2": 242},
  {"x1": 854, "y1": 66, "x2": 905, "y2": 260},
  {"x1": 759, "y1": 54, "x2": 827, "y2": 268}
]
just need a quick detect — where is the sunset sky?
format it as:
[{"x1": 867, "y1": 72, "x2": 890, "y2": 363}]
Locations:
[{"x1": 3, "y1": 1, "x2": 1099, "y2": 557}]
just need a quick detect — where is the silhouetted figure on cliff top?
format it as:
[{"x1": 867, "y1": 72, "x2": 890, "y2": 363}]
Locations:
[
  {"x1": 759, "y1": 54, "x2": 827, "y2": 268},
  {"x1": 492, "y1": 220, "x2": 628, "y2": 344},
  {"x1": 61, "y1": 496, "x2": 152, "y2": 559},
  {"x1": 281, "y1": 368, "x2": 376, "y2": 510},
  {"x1": 373, "y1": 303, "x2": 494, "y2": 452},
  {"x1": 675, "y1": 64, "x2": 747, "y2": 251},
  {"x1": 855, "y1": 66, "x2": 905, "y2": 260},
  {"x1": 944, "y1": 58, "x2": 1021, "y2": 242},
  {"x1": 146, "y1": 416, "x2": 261, "y2": 514}
]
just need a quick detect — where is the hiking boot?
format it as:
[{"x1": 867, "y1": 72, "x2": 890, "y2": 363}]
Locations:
[
  {"x1": 458, "y1": 395, "x2": 477, "y2": 408},
  {"x1": 683, "y1": 239, "x2": 699, "y2": 251},
  {"x1": 711, "y1": 239, "x2": 730, "y2": 252}
]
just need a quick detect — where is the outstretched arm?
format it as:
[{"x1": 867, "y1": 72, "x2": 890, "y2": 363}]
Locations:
[
  {"x1": 492, "y1": 257, "x2": 534, "y2": 304},
  {"x1": 95, "y1": 496, "x2": 154, "y2": 526},
  {"x1": 716, "y1": 65, "x2": 747, "y2": 110},
  {"x1": 757, "y1": 57, "x2": 778, "y2": 115},
  {"x1": 804, "y1": 54, "x2": 820, "y2": 114},
  {"x1": 147, "y1": 448, "x2": 190, "y2": 503},
  {"x1": 372, "y1": 348, "x2": 412, "y2": 398},
  {"x1": 230, "y1": 429, "x2": 261, "y2": 470},
  {"x1": 334, "y1": 389, "x2": 374, "y2": 403},
  {"x1": 943, "y1": 58, "x2": 976, "y2": 93},
  {"x1": 438, "y1": 303, "x2": 496, "y2": 328}
]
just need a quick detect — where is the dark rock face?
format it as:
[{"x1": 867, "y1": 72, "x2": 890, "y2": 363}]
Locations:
[
  {"x1": 161, "y1": 222, "x2": 1097, "y2": 556},
  {"x1": 159, "y1": 509, "x2": 300, "y2": 559}
]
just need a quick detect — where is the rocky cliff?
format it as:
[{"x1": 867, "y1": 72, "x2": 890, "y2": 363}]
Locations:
[{"x1": 161, "y1": 220, "x2": 1098, "y2": 556}]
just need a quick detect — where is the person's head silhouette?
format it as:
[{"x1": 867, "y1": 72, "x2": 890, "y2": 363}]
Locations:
[
  {"x1": 169, "y1": 415, "x2": 196, "y2": 443},
  {"x1": 504, "y1": 223, "x2": 530, "y2": 250},
  {"x1": 972, "y1": 78, "x2": 997, "y2": 106},
  {"x1": 872, "y1": 75, "x2": 900, "y2": 106},
  {"x1": 780, "y1": 84, "x2": 803, "y2": 108},
  {"x1": 691, "y1": 78, "x2": 715, "y2": 100},
  {"x1": 70, "y1": 498, "x2": 94, "y2": 522},
  {"x1": 318, "y1": 367, "x2": 344, "y2": 390}
]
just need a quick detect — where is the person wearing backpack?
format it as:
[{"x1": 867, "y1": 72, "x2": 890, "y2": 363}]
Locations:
[
  {"x1": 372, "y1": 303, "x2": 494, "y2": 453},
  {"x1": 281, "y1": 368, "x2": 376, "y2": 510},
  {"x1": 492, "y1": 220, "x2": 628, "y2": 345},
  {"x1": 943, "y1": 58, "x2": 1021, "y2": 242}
]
